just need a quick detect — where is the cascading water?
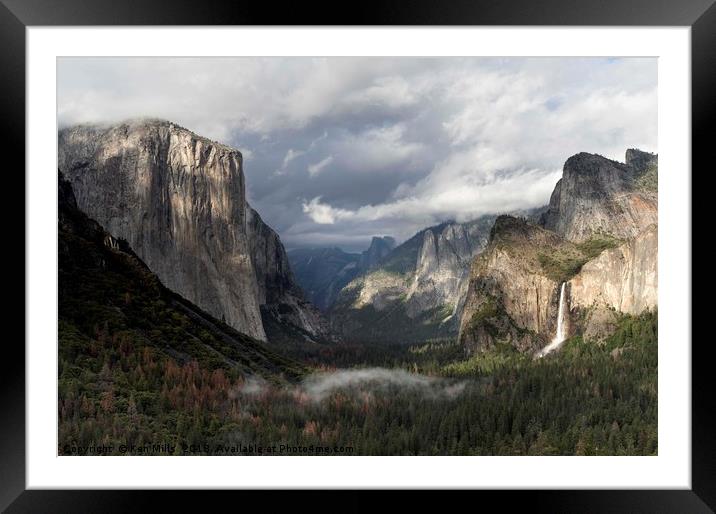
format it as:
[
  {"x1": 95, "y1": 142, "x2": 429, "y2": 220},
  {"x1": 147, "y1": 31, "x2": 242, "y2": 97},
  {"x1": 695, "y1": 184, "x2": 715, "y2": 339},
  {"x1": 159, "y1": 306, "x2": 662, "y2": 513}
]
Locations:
[{"x1": 536, "y1": 282, "x2": 568, "y2": 358}]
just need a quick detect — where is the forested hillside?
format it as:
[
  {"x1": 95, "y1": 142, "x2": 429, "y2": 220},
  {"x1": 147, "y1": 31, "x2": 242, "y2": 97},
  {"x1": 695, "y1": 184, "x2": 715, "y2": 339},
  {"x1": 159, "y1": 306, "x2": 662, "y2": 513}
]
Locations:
[{"x1": 58, "y1": 173, "x2": 305, "y2": 453}]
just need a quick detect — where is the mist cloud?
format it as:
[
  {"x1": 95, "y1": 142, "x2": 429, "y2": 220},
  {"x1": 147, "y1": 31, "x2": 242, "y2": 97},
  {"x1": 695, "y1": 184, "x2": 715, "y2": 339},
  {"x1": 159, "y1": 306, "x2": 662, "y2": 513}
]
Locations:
[{"x1": 300, "y1": 368, "x2": 467, "y2": 402}]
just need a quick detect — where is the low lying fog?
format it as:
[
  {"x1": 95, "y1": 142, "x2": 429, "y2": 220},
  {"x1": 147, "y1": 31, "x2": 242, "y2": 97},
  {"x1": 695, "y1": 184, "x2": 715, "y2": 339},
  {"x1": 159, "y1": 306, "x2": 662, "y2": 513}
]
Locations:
[
  {"x1": 237, "y1": 368, "x2": 468, "y2": 402},
  {"x1": 303, "y1": 368, "x2": 466, "y2": 401}
]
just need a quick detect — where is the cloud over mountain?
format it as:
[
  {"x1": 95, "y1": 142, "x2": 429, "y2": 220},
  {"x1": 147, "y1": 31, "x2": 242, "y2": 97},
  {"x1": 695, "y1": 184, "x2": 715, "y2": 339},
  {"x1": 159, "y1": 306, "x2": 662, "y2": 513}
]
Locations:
[{"x1": 58, "y1": 57, "x2": 657, "y2": 252}]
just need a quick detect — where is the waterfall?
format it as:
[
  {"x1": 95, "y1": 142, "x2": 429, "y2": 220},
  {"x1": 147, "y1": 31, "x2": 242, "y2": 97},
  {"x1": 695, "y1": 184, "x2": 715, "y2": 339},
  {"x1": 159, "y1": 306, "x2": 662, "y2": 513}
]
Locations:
[
  {"x1": 537, "y1": 282, "x2": 568, "y2": 358},
  {"x1": 555, "y1": 281, "x2": 567, "y2": 343}
]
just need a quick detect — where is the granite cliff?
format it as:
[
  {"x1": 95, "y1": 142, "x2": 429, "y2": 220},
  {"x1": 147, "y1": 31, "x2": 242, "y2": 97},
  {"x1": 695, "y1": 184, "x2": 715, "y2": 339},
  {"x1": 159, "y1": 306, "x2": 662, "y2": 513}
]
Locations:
[
  {"x1": 460, "y1": 149, "x2": 658, "y2": 353},
  {"x1": 58, "y1": 119, "x2": 331, "y2": 344},
  {"x1": 540, "y1": 149, "x2": 657, "y2": 242},
  {"x1": 330, "y1": 216, "x2": 495, "y2": 343},
  {"x1": 58, "y1": 171, "x2": 304, "y2": 379},
  {"x1": 245, "y1": 206, "x2": 332, "y2": 342},
  {"x1": 568, "y1": 224, "x2": 658, "y2": 341},
  {"x1": 569, "y1": 224, "x2": 657, "y2": 315},
  {"x1": 458, "y1": 216, "x2": 573, "y2": 352}
]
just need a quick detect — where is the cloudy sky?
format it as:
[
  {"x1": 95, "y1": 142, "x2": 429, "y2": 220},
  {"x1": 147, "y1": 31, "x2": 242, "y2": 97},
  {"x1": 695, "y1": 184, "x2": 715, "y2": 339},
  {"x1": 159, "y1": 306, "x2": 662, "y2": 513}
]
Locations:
[{"x1": 57, "y1": 57, "x2": 657, "y2": 253}]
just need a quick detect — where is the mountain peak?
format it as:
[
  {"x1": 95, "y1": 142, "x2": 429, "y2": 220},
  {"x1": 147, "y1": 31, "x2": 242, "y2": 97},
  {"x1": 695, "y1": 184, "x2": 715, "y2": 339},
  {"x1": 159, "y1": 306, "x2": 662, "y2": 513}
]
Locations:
[
  {"x1": 490, "y1": 215, "x2": 561, "y2": 247},
  {"x1": 563, "y1": 152, "x2": 630, "y2": 177},
  {"x1": 59, "y1": 118, "x2": 241, "y2": 161},
  {"x1": 491, "y1": 214, "x2": 526, "y2": 237},
  {"x1": 359, "y1": 236, "x2": 396, "y2": 272},
  {"x1": 541, "y1": 148, "x2": 658, "y2": 242},
  {"x1": 369, "y1": 235, "x2": 396, "y2": 250},
  {"x1": 625, "y1": 148, "x2": 658, "y2": 174}
]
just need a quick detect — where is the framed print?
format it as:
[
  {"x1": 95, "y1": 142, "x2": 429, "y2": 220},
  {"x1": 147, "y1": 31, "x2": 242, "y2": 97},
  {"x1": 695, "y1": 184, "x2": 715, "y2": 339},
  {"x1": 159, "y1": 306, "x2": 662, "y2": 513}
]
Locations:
[{"x1": 3, "y1": 0, "x2": 713, "y2": 511}]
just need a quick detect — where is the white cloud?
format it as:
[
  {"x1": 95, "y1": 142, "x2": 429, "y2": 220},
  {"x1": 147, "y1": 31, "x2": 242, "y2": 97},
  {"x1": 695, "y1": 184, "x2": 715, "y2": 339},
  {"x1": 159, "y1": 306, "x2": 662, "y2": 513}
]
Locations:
[
  {"x1": 57, "y1": 57, "x2": 657, "y2": 250},
  {"x1": 302, "y1": 196, "x2": 351, "y2": 224},
  {"x1": 307, "y1": 156, "x2": 334, "y2": 177},
  {"x1": 283, "y1": 148, "x2": 304, "y2": 167},
  {"x1": 273, "y1": 148, "x2": 306, "y2": 175},
  {"x1": 238, "y1": 148, "x2": 254, "y2": 161},
  {"x1": 340, "y1": 75, "x2": 419, "y2": 112},
  {"x1": 274, "y1": 131, "x2": 330, "y2": 175},
  {"x1": 300, "y1": 166, "x2": 560, "y2": 231},
  {"x1": 329, "y1": 124, "x2": 426, "y2": 173}
]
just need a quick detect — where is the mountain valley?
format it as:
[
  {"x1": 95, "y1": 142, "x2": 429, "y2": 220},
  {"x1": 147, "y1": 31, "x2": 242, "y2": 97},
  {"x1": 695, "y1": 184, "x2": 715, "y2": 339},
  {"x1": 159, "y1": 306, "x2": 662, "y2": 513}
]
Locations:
[{"x1": 57, "y1": 119, "x2": 659, "y2": 456}]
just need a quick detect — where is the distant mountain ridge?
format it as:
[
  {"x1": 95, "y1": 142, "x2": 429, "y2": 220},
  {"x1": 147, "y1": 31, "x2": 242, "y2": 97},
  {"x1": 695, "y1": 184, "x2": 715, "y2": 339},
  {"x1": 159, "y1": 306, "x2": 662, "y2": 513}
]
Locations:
[
  {"x1": 287, "y1": 236, "x2": 396, "y2": 312},
  {"x1": 329, "y1": 215, "x2": 497, "y2": 343},
  {"x1": 288, "y1": 247, "x2": 360, "y2": 312},
  {"x1": 358, "y1": 236, "x2": 396, "y2": 271}
]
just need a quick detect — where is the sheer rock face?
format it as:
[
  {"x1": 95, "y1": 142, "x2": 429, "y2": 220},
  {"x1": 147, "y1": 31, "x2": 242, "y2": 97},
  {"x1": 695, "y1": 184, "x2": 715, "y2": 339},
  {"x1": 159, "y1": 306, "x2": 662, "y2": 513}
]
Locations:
[
  {"x1": 460, "y1": 149, "x2": 658, "y2": 351},
  {"x1": 406, "y1": 221, "x2": 490, "y2": 319},
  {"x1": 540, "y1": 150, "x2": 657, "y2": 242},
  {"x1": 626, "y1": 148, "x2": 658, "y2": 173},
  {"x1": 58, "y1": 119, "x2": 329, "y2": 342},
  {"x1": 458, "y1": 216, "x2": 565, "y2": 353},
  {"x1": 245, "y1": 206, "x2": 333, "y2": 339},
  {"x1": 330, "y1": 217, "x2": 494, "y2": 342},
  {"x1": 569, "y1": 224, "x2": 658, "y2": 316},
  {"x1": 245, "y1": 205, "x2": 295, "y2": 306}
]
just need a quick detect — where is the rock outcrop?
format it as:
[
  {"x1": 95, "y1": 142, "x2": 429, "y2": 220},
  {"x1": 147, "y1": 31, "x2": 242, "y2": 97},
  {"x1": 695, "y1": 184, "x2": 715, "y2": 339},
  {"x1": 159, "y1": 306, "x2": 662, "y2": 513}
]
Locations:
[
  {"x1": 330, "y1": 216, "x2": 495, "y2": 343},
  {"x1": 58, "y1": 118, "x2": 331, "y2": 343},
  {"x1": 540, "y1": 149, "x2": 657, "y2": 242},
  {"x1": 458, "y1": 216, "x2": 571, "y2": 353},
  {"x1": 245, "y1": 206, "x2": 332, "y2": 341},
  {"x1": 569, "y1": 224, "x2": 657, "y2": 315},
  {"x1": 460, "y1": 149, "x2": 658, "y2": 352},
  {"x1": 358, "y1": 236, "x2": 396, "y2": 272},
  {"x1": 568, "y1": 224, "x2": 657, "y2": 340}
]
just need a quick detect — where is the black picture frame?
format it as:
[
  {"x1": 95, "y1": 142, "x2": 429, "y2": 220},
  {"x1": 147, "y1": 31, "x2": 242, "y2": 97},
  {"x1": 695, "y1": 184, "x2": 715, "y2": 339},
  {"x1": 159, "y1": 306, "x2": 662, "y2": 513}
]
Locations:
[{"x1": 2, "y1": 0, "x2": 711, "y2": 511}]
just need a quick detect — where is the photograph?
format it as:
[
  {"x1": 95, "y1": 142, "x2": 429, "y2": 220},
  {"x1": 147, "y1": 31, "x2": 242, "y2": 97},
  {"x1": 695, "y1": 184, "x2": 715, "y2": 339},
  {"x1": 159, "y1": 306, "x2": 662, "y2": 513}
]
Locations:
[
  {"x1": 56, "y1": 56, "x2": 659, "y2": 457},
  {"x1": 3, "y1": 0, "x2": 710, "y2": 507}
]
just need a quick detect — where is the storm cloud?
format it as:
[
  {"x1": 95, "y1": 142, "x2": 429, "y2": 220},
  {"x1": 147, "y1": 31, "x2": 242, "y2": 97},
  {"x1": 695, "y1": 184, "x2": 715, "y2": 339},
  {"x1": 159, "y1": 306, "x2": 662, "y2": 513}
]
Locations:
[{"x1": 57, "y1": 57, "x2": 657, "y2": 252}]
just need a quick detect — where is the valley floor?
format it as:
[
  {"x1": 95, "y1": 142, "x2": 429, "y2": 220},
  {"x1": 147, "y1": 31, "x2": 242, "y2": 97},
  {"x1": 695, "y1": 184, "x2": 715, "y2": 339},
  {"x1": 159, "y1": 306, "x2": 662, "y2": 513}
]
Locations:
[{"x1": 59, "y1": 311, "x2": 657, "y2": 456}]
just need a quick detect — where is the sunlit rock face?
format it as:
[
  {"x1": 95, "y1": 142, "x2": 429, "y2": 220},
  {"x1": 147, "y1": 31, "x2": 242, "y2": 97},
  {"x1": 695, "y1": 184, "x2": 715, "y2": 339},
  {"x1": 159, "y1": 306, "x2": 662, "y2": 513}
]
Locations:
[
  {"x1": 59, "y1": 119, "x2": 331, "y2": 343},
  {"x1": 459, "y1": 149, "x2": 658, "y2": 352},
  {"x1": 540, "y1": 150, "x2": 657, "y2": 243},
  {"x1": 542, "y1": 149, "x2": 658, "y2": 341},
  {"x1": 457, "y1": 216, "x2": 565, "y2": 353},
  {"x1": 569, "y1": 224, "x2": 658, "y2": 315},
  {"x1": 330, "y1": 217, "x2": 495, "y2": 343},
  {"x1": 405, "y1": 221, "x2": 491, "y2": 319}
]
